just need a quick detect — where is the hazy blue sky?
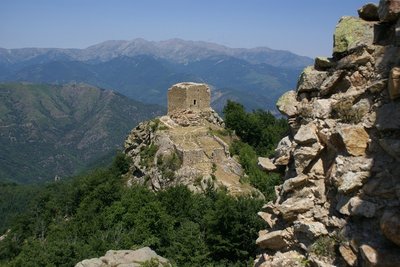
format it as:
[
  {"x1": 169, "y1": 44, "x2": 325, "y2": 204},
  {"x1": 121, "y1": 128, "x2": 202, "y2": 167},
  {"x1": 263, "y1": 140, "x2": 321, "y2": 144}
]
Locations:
[{"x1": 1, "y1": 0, "x2": 377, "y2": 57}]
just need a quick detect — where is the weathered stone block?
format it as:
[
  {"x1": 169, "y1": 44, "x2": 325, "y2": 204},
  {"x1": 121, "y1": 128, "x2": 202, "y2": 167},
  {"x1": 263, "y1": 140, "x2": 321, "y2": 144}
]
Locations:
[
  {"x1": 276, "y1": 90, "x2": 298, "y2": 117},
  {"x1": 336, "y1": 125, "x2": 369, "y2": 156},
  {"x1": 333, "y1": 16, "x2": 374, "y2": 54},
  {"x1": 297, "y1": 66, "x2": 328, "y2": 93}
]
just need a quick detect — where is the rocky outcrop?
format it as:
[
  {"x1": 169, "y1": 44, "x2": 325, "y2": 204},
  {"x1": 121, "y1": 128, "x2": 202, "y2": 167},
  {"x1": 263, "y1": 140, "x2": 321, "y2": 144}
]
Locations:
[
  {"x1": 255, "y1": 1, "x2": 400, "y2": 266},
  {"x1": 75, "y1": 247, "x2": 170, "y2": 267},
  {"x1": 124, "y1": 95, "x2": 259, "y2": 196}
]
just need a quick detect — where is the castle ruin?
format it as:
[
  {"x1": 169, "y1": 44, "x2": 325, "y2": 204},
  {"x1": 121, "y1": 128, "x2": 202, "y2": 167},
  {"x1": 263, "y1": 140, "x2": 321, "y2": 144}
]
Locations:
[{"x1": 167, "y1": 82, "x2": 211, "y2": 114}]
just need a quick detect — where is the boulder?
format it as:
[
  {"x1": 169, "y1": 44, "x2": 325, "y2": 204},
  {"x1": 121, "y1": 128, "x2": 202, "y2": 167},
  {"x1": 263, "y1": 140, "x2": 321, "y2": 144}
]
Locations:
[
  {"x1": 349, "y1": 196, "x2": 377, "y2": 218},
  {"x1": 338, "y1": 171, "x2": 370, "y2": 194},
  {"x1": 333, "y1": 16, "x2": 374, "y2": 54},
  {"x1": 378, "y1": 0, "x2": 400, "y2": 22},
  {"x1": 380, "y1": 209, "x2": 400, "y2": 246},
  {"x1": 75, "y1": 247, "x2": 170, "y2": 267},
  {"x1": 358, "y1": 3, "x2": 379, "y2": 21},
  {"x1": 293, "y1": 220, "x2": 328, "y2": 238},
  {"x1": 258, "y1": 157, "x2": 277, "y2": 171},
  {"x1": 336, "y1": 124, "x2": 369, "y2": 156},
  {"x1": 293, "y1": 142, "x2": 322, "y2": 174},
  {"x1": 297, "y1": 66, "x2": 328, "y2": 93},
  {"x1": 312, "y1": 99, "x2": 334, "y2": 119},
  {"x1": 258, "y1": 211, "x2": 277, "y2": 228},
  {"x1": 339, "y1": 244, "x2": 358, "y2": 266},
  {"x1": 274, "y1": 136, "x2": 293, "y2": 166},
  {"x1": 256, "y1": 229, "x2": 291, "y2": 250},
  {"x1": 282, "y1": 174, "x2": 309, "y2": 193},
  {"x1": 388, "y1": 67, "x2": 400, "y2": 100},
  {"x1": 337, "y1": 48, "x2": 374, "y2": 69},
  {"x1": 278, "y1": 197, "x2": 315, "y2": 221},
  {"x1": 315, "y1": 57, "x2": 336, "y2": 70},
  {"x1": 259, "y1": 251, "x2": 306, "y2": 267},
  {"x1": 294, "y1": 123, "x2": 319, "y2": 145},
  {"x1": 320, "y1": 70, "x2": 348, "y2": 96},
  {"x1": 276, "y1": 90, "x2": 298, "y2": 117}
]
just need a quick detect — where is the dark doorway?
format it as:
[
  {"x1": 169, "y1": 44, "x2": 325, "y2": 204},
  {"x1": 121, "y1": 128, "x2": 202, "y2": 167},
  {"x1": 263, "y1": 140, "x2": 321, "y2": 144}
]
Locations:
[{"x1": 194, "y1": 100, "x2": 197, "y2": 105}]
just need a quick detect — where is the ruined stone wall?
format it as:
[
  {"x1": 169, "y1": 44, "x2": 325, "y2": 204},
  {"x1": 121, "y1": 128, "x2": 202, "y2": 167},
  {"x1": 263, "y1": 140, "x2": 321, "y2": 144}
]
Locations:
[
  {"x1": 167, "y1": 82, "x2": 211, "y2": 114},
  {"x1": 255, "y1": 1, "x2": 400, "y2": 266}
]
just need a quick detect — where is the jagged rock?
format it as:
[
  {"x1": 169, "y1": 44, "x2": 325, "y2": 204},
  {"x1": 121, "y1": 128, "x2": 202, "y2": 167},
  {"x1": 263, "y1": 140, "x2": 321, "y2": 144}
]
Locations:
[
  {"x1": 293, "y1": 123, "x2": 318, "y2": 145},
  {"x1": 335, "y1": 124, "x2": 369, "y2": 156},
  {"x1": 282, "y1": 174, "x2": 308, "y2": 193},
  {"x1": 276, "y1": 90, "x2": 298, "y2": 117},
  {"x1": 258, "y1": 211, "x2": 277, "y2": 228},
  {"x1": 257, "y1": 251, "x2": 305, "y2": 267},
  {"x1": 338, "y1": 171, "x2": 370, "y2": 193},
  {"x1": 339, "y1": 244, "x2": 358, "y2": 266},
  {"x1": 388, "y1": 67, "x2": 400, "y2": 99},
  {"x1": 332, "y1": 155, "x2": 374, "y2": 192},
  {"x1": 315, "y1": 57, "x2": 336, "y2": 70},
  {"x1": 312, "y1": 99, "x2": 334, "y2": 119},
  {"x1": 297, "y1": 66, "x2": 328, "y2": 92},
  {"x1": 358, "y1": 3, "x2": 379, "y2": 21},
  {"x1": 278, "y1": 196, "x2": 315, "y2": 221},
  {"x1": 337, "y1": 48, "x2": 374, "y2": 69},
  {"x1": 293, "y1": 142, "x2": 322, "y2": 174},
  {"x1": 349, "y1": 196, "x2": 377, "y2": 218},
  {"x1": 320, "y1": 70, "x2": 349, "y2": 96},
  {"x1": 378, "y1": 0, "x2": 400, "y2": 22},
  {"x1": 293, "y1": 220, "x2": 328, "y2": 238},
  {"x1": 274, "y1": 136, "x2": 293, "y2": 166},
  {"x1": 75, "y1": 247, "x2": 170, "y2": 267},
  {"x1": 256, "y1": 229, "x2": 292, "y2": 250},
  {"x1": 333, "y1": 16, "x2": 374, "y2": 54},
  {"x1": 380, "y1": 209, "x2": 400, "y2": 246},
  {"x1": 258, "y1": 157, "x2": 277, "y2": 171}
]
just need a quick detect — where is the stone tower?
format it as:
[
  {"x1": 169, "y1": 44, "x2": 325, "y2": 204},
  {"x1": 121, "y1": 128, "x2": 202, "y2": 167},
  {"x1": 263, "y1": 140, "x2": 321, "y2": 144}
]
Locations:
[{"x1": 167, "y1": 82, "x2": 211, "y2": 114}]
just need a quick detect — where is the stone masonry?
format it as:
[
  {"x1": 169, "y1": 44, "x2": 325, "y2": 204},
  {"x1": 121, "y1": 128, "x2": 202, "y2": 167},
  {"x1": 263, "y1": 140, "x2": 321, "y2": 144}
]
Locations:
[{"x1": 167, "y1": 82, "x2": 211, "y2": 114}]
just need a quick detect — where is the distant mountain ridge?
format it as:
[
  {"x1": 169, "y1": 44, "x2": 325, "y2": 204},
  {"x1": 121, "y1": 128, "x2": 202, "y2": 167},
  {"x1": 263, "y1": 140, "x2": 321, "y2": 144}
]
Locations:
[
  {"x1": 0, "y1": 39, "x2": 313, "y2": 112},
  {"x1": 0, "y1": 38, "x2": 312, "y2": 68},
  {"x1": 0, "y1": 82, "x2": 165, "y2": 183}
]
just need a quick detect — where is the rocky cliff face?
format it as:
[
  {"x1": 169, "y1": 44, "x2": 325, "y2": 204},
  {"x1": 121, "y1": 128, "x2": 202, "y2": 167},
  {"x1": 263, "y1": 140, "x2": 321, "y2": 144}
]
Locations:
[
  {"x1": 255, "y1": 1, "x2": 400, "y2": 266},
  {"x1": 124, "y1": 103, "x2": 259, "y2": 196}
]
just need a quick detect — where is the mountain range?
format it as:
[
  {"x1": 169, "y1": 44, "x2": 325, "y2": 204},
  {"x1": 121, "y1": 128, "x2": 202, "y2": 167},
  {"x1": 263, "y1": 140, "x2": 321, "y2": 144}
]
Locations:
[
  {"x1": 0, "y1": 82, "x2": 164, "y2": 183},
  {"x1": 0, "y1": 39, "x2": 313, "y2": 112}
]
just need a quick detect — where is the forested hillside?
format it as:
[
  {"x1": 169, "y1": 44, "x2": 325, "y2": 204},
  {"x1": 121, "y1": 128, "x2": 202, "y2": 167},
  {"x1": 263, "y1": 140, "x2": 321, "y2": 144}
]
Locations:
[{"x1": 0, "y1": 83, "x2": 164, "y2": 183}]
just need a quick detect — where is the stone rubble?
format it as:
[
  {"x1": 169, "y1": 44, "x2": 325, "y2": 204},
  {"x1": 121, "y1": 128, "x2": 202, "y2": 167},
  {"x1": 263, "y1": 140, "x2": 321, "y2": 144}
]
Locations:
[{"x1": 255, "y1": 1, "x2": 400, "y2": 266}]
